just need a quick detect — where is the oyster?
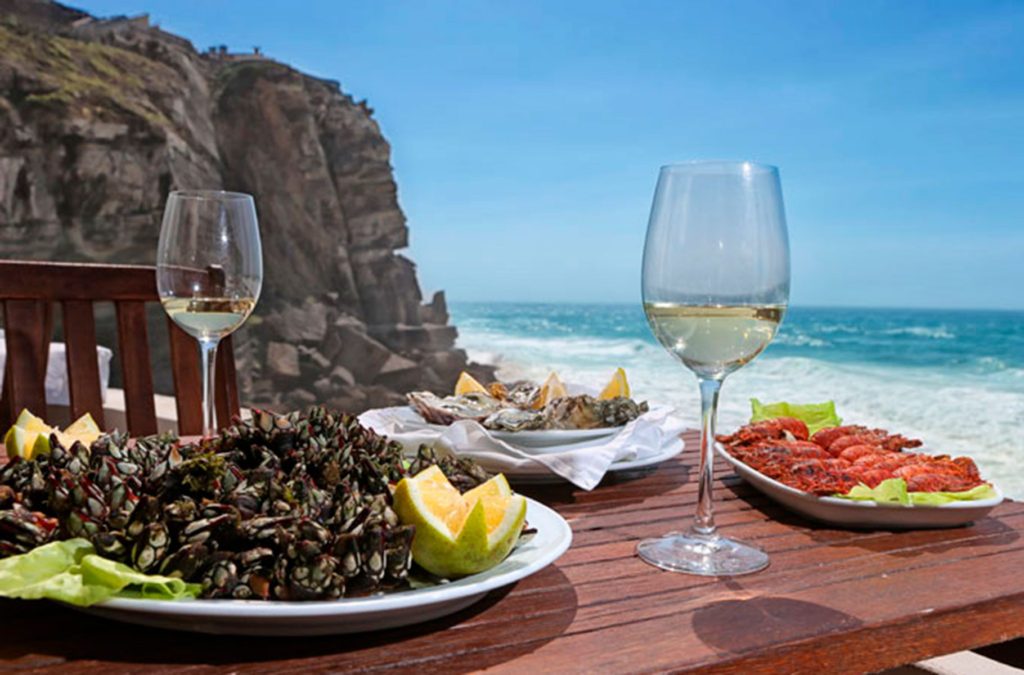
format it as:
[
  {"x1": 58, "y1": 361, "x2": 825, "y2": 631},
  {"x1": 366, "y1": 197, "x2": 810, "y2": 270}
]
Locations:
[
  {"x1": 542, "y1": 395, "x2": 649, "y2": 430},
  {"x1": 407, "y1": 391, "x2": 503, "y2": 425},
  {"x1": 482, "y1": 407, "x2": 545, "y2": 432},
  {"x1": 504, "y1": 381, "x2": 542, "y2": 408}
]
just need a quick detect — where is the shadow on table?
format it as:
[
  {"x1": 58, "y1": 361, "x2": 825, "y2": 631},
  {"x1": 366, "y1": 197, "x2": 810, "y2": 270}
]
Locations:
[
  {"x1": 0, "y1": 566, "x2": 579, "y2": 671},
  {"x1": 692, "y1": 595, "x2": 862, "y2": 655}
]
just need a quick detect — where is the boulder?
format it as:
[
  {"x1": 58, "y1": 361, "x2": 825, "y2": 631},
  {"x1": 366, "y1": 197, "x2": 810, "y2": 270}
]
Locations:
[
  {"x1": 266, "y1": 342, "x2": 300, "y2": 379},
  {"x1": 332, "y1": 323, "x2": 394, "y2": 382}
]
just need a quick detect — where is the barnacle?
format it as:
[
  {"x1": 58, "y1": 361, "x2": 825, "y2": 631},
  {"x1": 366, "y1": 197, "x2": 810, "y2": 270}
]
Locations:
[{"x1": 0, "y1": 406, "x2": 489, "y2": 600}]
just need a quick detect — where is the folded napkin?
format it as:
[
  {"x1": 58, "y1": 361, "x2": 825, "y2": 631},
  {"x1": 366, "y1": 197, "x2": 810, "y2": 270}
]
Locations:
[{"x1": 359, "y1": 405, "x2": 691, "y2": 490}]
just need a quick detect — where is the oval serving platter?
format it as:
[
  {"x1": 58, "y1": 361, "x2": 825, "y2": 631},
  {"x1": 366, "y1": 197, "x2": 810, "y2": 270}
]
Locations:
[{"x1": 716, "y1": 444, "x2": 1003, "y2": 529}]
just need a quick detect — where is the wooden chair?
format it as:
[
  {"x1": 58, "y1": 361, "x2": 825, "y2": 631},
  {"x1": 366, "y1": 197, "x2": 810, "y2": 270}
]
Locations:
[{"x1": 0, "y1": 260, "x2": 240, "y2": 436}]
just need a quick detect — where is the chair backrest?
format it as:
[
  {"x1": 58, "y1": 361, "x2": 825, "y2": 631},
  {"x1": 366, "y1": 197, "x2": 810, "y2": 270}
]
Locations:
[{"x1": 0, "y1": 260, "x2": 240, "y2": 436}]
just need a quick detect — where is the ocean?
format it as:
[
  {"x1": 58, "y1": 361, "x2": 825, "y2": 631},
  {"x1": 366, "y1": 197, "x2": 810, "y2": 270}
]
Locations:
[{"x1": 449, "y1": 303, "x2": 1024, "y2": 499}]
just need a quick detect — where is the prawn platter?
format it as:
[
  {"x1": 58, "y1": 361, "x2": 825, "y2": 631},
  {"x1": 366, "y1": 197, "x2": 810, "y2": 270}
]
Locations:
[{"x1": 716, "y1": 417, "x2": 1003, "y2": 528}]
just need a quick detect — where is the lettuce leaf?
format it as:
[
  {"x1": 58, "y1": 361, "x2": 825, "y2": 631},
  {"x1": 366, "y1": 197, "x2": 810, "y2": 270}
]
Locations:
[
  {"x1": 0, "y1": 539, "x2": 200, "y2": 606},
  {"x1": 834, "y1": 478, "x2": 998, "y2": 505},
  {"x1": 750, "y1": 398, "x2": 842, "y2": 436}
]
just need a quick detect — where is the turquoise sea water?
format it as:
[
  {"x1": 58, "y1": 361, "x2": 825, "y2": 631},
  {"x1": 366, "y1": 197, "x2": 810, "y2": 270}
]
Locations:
[{"x1": 449, "y1": 303, "x2": 1024, "y2": 499}]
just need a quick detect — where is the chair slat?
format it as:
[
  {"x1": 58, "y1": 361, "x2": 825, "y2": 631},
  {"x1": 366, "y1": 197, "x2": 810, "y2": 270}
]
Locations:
[
  {"x1": 215, "y1": 337, "x2": 241, "y2": 426},
  {"x1": 62, "y1": 300, "x2": 105, "y2": 427},
  {"x1": 167, "y1": 319, "x2": 203, "y2": 435},
  {"x1": 115, "y1": 301, "x2": 157, "y2": 436},
  {"x1": 2, "y1": 300, "x2": 50, "y2": 424},
  {"x1": 0, "y1": 261, "x2": 158, "y2": 301}
]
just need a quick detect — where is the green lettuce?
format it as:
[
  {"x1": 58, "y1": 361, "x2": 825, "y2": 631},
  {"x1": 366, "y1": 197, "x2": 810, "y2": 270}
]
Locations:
[
  {"x1": 0, "y1": 539, "x2": 200, "y2": 606},
  {"x1": 835, "y1": 478, "x2": 998, "y2": 505},
  {"x1": 750, "y1": 398, "x2": 842, "y2": 436}
]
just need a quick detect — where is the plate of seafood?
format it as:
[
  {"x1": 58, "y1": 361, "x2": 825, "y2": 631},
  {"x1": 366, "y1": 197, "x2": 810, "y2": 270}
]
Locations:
[
  {"x1": 80, "y1": 498, "x2": 572, "y2": 636},
  {"x1": 716, "y1": 417, "x2": 1003, "y2": 529},
  {"x1": 406, "y1": 370, "x2": 649, "y2": 449},
  {"x1": 0, "y1": 407, "x2": 572, "y2": 636}
]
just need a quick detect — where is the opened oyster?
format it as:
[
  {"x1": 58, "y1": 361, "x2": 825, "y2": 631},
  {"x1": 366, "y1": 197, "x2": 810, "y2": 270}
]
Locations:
[{"x1": 408, "y1": 391, "x2": 502, "y2": 425}]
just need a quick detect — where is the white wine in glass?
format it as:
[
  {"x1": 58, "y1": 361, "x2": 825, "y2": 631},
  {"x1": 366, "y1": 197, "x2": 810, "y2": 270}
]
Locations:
[
  {"x1": 637, "y1": 161, "x2": 790, "y2": 576},
  {"x1": 157, "y1": 190, "x2": 263, "y2": 437}
]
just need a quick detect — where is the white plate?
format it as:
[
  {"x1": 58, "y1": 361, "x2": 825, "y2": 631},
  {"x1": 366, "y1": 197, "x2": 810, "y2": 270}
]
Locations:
[
  {"x1": 74, "y1": 498, "x2": 572, "y2": 636},
  {"x1": 508, "y1": 437, "x2": 685, "y2": 485},
  {"x1": 489, "y1": 426, "x2": 621, "y2": 448},
  {"x1": 716, "y1": 444, "x2": 1004, "y2": 529}
]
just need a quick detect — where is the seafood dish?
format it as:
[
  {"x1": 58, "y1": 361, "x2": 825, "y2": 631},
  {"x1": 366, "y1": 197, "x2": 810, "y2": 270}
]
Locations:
[
  {"x1": 407, "y1": 371, "x2": 649, "y2": 432},
  {"x1": 408, "y1": 390, "x2": 648, "y2": 432},
  {"x1": 0, "y1": 407, "x2": 489, "y2": 601},
  {"x1": 717, "y1": 417, "x2": 987, "y2": 497}
]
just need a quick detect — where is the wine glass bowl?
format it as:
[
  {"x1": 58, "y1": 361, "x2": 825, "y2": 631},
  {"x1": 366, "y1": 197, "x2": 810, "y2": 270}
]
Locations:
[
  {"x1": 637, "y1": 161, "x2": 790, "y2": 576},
  {"x1": 157, "y1": 190, "x2": 262, "y2": 436}
]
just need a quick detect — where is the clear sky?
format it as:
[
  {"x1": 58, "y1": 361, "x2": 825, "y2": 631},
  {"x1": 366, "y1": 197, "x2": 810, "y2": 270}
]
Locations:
[{"x1": 78, "y1": 0, "x2": 1024, "y2": 309}]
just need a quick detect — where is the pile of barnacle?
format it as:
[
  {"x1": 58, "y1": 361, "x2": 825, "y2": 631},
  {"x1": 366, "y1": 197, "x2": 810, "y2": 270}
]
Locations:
[{"x1": 0, "y1": 407, "x2": 488, "y2": 600}]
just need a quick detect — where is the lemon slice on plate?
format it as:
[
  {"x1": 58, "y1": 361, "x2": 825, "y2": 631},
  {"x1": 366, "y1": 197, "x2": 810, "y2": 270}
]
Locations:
[
  {"x1": 4, "y1": 409, "x2": 54, "y2": 459},
  {"x1": 393, "y1": 466, "x2": 527, "y2": 577},
  {"x1": 4, "y1": 410, "x2": 103, "y2": 460},
  {"x1": 598, "y1": 367, "x2": 630, "y2": 400},
  {"x1": 454, "y1": 371, "x2": 489, "y2": 396},
  {"x1": 533, "y1": 372, "x2": 568, "y2": 409}
]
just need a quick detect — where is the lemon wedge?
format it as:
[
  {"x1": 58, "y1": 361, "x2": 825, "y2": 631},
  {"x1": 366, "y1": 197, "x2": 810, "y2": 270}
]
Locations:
[
  {"x1": 3, "y1": 409, "x2": 54, "y2": 460},
  {"x1": 454, "y1": 371, "x2": 489, "y2": 396},
  {"x1": 598, "y1": 367, "x2": 630, "y2": 400},
  {"x1": 533, "y1": 372, "x2": 568, "y2": 409},
  {"x1": 63, "y1": 412, "x2": 102, "y2": 447},
  {"x1": 393, "y1": 466, "x2": 526, "y2": 577},
  {"x1": 3, "y1": 410, "x2": 103, "y2": 460}
]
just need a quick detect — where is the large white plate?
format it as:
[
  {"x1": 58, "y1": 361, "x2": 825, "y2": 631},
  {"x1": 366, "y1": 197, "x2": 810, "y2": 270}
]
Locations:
[
  {"x1": 489, "y1": 426, "x2": 621, "y2": 448},
  {"x1": 716, "y1": 444, "x2": 1004, "y2": 529},
  {"x1": 75, "y1": 498, "x2": 572, "y2": 636},
  {"x1": 508, "y1": 437, "x2": 685, "y2": 485}
]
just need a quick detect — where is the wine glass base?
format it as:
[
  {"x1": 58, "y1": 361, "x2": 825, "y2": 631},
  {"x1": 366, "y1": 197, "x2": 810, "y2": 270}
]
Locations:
[{"x1": 636, "y1": 531, "x2": 769, "y2": 577}]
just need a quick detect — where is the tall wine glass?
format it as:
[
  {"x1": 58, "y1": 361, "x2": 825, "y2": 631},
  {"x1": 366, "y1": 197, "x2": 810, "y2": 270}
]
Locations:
[
  {"x1": 157, "y1": 190, "x2": 262, "y2": 437},
  {"x1": 637, "y1": 161, "x2": 789, "y2": 576}
]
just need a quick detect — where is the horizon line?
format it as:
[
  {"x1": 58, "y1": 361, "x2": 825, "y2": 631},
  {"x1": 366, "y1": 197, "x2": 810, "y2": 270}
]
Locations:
[{"x1": 444, "y1": 300, "x2": 1024, "y2": 313}]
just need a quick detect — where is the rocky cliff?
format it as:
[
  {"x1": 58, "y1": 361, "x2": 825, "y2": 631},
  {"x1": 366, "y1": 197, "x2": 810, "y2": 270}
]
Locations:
[{"x1": 0, "y1": 0, "x2": 493, "y2": 412}]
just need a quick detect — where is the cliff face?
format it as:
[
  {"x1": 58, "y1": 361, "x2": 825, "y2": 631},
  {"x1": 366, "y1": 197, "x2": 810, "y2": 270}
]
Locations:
[{"x1": 0, "y1": 0, "x2": 492, "y2": 412}]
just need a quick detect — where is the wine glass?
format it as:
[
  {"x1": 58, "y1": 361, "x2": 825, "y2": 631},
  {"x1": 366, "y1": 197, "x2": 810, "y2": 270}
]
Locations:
[
  {"x1": 637, "y1": 161, "x2": 790, "y2": 576},
  {"x1": 157, "y1": 190, "x2": 263, "y2": 437}
]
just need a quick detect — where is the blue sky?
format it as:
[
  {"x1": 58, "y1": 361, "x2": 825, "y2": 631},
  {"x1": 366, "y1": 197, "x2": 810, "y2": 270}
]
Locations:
[{"x1": 80, "y1": 1, "x2": 1024, "y2": 308}]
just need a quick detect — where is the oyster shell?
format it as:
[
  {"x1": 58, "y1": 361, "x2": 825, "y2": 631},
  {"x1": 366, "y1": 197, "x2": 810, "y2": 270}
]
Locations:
[
  {"x1": 504, "y1": 380, "x2": 541, "y2": 408},
  {"x1": 541, "y1": 395, "x2": 649, "y2": 430},
  {"x1": 407, "y1": 391, "x2": 503, "y2": 425},
  {"x1": 482, "y1": 407, "x2": 545, "y2": 432}
]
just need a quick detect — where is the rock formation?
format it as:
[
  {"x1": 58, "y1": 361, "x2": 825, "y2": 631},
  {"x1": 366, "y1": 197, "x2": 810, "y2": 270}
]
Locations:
[{"x1": 0, "y1": 0, "x2": 493, "y2": 412}]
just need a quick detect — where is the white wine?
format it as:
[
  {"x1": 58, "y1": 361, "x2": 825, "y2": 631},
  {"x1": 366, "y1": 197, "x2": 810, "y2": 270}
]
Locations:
[
  {"x1": 162, "y1": 296, "x2": 256, "y2": 339},
  {"x1": 644, "y1": 303, "x2": 784, "y2": 378}
]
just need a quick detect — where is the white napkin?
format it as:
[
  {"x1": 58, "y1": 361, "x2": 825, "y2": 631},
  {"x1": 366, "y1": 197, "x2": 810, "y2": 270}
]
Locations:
[{"x1": 359, "y1": 405, "x2": 691, "y2": 490}]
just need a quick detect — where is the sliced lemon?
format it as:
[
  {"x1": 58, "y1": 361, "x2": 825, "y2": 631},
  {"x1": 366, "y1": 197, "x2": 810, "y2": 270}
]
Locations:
[
  {"x1": 598, "y1": 367, "x2": 630, "y2": 400},
  {"x1": 454, "y1": 371, "x2": 489, "y2": 396},
  {"x1": 15, "y1": 409, "x2": 49, "y2": 433},
  {"x1": 393, "y1": 466, "x2": 526, "y2": 578},
  {"x1": 63, "y1": 412, "x2": 102, "y2": 447},
  {"x1": 533, "y1": 371, "x2": 568, "y2": 409},
  {"x1": 3, "y1": 409, "x2": 54, "y2": 459}
]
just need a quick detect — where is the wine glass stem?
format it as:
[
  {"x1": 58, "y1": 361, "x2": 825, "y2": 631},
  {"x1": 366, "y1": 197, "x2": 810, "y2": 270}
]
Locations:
[
  {"x1": 199, "y1": 337, "x2": 220, "y2": 437},
  {"x1": 692, "y1": 376, "x2": 723, "y2": 536}
]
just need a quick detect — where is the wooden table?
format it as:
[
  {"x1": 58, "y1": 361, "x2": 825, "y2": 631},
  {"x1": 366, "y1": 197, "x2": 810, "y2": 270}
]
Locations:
[{"x1": 2, "y1": 430, "x2": 1023, "y2": 673}]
